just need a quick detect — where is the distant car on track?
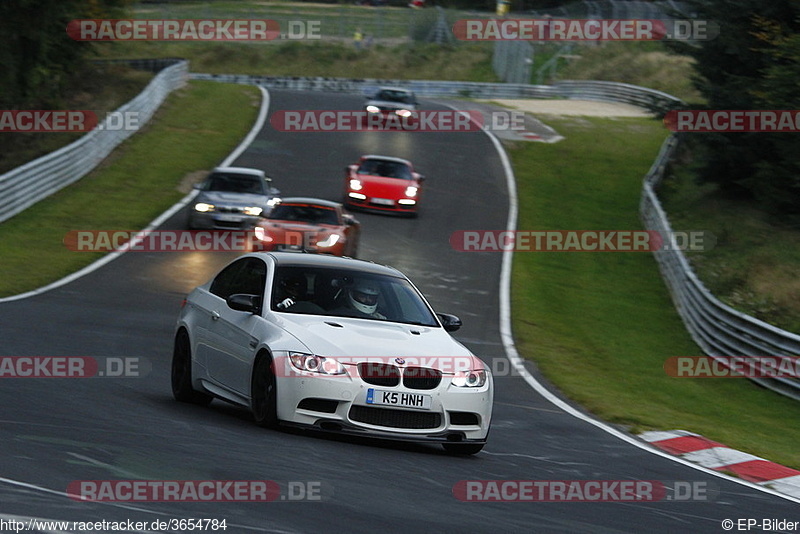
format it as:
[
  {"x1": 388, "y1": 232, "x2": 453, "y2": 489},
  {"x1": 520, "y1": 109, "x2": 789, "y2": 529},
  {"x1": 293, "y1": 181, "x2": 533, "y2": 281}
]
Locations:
[
  {"x1": 188, "y1": 167, "x2": 280, "y2": 230},
  {"x1": 344, "y1": 155, "x2": 424, "y2": 216},
  {"x1": 172, "y1": 252, "x2": 493, "y2": 454},
  {"x1": 364, "y1": 87, "x2": 419, "y2": 123},
  {"x1": 249, "y1": 197, "x2": 361, "y2": 257}
]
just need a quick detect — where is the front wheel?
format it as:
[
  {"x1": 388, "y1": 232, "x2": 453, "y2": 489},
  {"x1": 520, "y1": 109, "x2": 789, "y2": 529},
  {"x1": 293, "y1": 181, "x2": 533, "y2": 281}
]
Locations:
[
  {"x1": 442, "y1": 442, "x2": 484, "y2": 455},
  {"x1": 171, "y1": 331, "x2": 213, "y2": 406},
  {"x1": 251, "y1": 354, "x2": 279, "y2": 428}
]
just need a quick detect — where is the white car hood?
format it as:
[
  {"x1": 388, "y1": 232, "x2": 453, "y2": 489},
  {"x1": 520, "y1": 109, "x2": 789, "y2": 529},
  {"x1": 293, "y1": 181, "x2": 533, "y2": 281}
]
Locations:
[{"x1": 274, "y1": 313, "x2": 476, "y2": 365}]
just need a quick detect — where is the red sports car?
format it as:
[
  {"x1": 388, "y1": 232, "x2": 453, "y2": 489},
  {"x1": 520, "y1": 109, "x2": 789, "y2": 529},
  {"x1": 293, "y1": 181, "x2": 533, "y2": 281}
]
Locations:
[
  {"x1": 343, "y1": 155, "x2": 424, "y2": 216},
  {"x1": 250, "y1": 197, "x2": 360, "y2": 257}
]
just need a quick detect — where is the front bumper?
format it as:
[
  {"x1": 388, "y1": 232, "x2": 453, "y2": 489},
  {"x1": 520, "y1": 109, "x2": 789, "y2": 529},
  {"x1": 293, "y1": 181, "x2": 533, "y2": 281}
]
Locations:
[
  {"x1": 188, "y1": 211, "x2": 261, "y2": 230},
  {"x1": 250, "y1": 240, "x2": 345, "y2": 256},
  {"x1": 274, "y1": 360, "x2": 492, "y2": 442},
  {"x1": 345, "y1": 195, "x2": 417, "y2": 214}
]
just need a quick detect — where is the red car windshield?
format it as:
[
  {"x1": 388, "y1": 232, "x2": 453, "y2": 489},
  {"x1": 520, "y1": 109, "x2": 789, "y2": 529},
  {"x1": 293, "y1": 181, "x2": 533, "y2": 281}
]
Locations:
[
  {"x1": 357, "y1": 160, "x2": 412, "y2": 180},
  {"x1": 269, "y1": 204, "x2": 339, "y2": 225}
]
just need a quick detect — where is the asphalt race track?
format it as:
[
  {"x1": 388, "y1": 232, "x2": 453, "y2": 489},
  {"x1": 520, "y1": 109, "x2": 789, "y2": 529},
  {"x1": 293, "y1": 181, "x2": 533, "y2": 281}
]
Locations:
[{"x1": 0, "y1": 90, "x2": 797, "y2": 533}]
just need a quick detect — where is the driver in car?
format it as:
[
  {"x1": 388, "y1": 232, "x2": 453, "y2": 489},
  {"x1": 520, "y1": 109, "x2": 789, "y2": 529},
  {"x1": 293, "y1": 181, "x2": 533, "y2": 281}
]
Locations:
[{"x1": 333, "y1": 280, "x2": 386, "y2": 320}]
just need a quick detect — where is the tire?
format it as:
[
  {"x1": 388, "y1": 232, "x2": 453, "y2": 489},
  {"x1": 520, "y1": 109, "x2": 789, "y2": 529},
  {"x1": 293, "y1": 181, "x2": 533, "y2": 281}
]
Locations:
[
  {"x1": 442, "y1": 442, "x2": 484, "y2": 455},
  {"x1": 171, "y1": 330, "x2": 213, "y2": 406},
  {"x1": 251, "y1": 353, "x2": 279, "y2": 428}
]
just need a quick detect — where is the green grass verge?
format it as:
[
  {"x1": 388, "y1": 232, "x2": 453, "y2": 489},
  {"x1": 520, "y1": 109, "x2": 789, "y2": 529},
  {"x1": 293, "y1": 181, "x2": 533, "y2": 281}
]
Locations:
[
  {"x1": 510, "y1": 116, "x2": 800, "y2": 469},
  {"x1": 0, "y1": 81, "x2": 260, "y2": 297},
  {"x1": 557, "y1": 42, "x2": 701, "y2": 103},
  {"x1": 660, "y1": 160, "x2": 800, "y2": 333},
  {"x1": 94, "y1": 40, "x2": 498, "y2": 81}
]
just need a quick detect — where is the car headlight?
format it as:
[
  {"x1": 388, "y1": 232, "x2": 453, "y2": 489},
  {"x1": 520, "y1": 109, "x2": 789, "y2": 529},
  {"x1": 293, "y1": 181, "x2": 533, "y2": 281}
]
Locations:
[
  {"x1": 405, "y1": 186, "x2": 418, "y2": 197},
  {"x1": 243, "y1": 206, "x2": 263, "y2": 216},
  {"x1": 396, "y1": 109, "x2": 412, "y2": 118},
  {"x1": 194, "y1": 202, "x2": 215, "y2": 213},
  {"x1": 289, "y1": 353, "x2": 346, "y2": 375},
  {"x1": 267, "y1": 197, "x2": 280, "y2": 207},
  {"x1": 451, "y1": 369, "x2": 487, "y2": 388},
  {"x1": 349, "y1": 179, "x2": 362, "y2": 191},
  {"x1": 366, "y1": 105, "x2": 380, "y2": 114},
  {"x1": 254, "y1": 227, "x2": 272, "y2": 242},
  {"x1": 316, "y1": 234, "x2": 340, "y2": 248}
]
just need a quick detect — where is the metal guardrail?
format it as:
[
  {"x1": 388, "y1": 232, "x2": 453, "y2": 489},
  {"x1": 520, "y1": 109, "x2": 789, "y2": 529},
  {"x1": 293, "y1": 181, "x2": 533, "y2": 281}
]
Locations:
[
  {"x1": 189, "y1": 74, "x2": 683, "y2": 114},
  {"x1": 0, "y1": 59, "x2": 188, "y2": 225},
  {"x1": 641, "y1": 136, "x2": 800, "y2": 400}
]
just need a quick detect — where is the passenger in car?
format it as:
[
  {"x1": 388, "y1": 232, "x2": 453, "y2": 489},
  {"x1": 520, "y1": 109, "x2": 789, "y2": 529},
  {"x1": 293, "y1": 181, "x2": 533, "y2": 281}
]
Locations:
[{"x1": 274, "y1": 273, "x2": 325, "y2": 314}]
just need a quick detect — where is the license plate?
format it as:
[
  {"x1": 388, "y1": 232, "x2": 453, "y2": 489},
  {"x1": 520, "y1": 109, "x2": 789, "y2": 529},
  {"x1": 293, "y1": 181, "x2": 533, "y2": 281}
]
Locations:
[
  {"x1": 371, "y1": 198, "x2": 395, "y2": 206},
  {"x1": 366, "y1": 388, "x2": 431, "y2": 410},
  {"x1": 215, "y1": 214, "x2": 244, "y2": 222}
]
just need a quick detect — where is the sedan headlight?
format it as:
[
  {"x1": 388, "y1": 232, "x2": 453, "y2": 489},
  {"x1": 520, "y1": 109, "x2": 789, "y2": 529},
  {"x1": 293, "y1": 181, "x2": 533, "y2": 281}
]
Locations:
[
  {"x1": 289, "y1": 353, "x2": 346, "y2": 375},
  {"x1": 194, "y1": 202, "x2": 215, "y2": 213},
  {"x1": 396, "y1": 109, "x2": 412, "y2": 118},
  {"x1": 316, "y1": 234, "x2": 341, "y2": 248},
  {"x1": 452, "y1": 369, "x2": 487, "y2": 388},
  {"x1": 243, "y1": 206, "x2": 263, "y2": 216},
  {"x1": 366, "y1": 105, "x2": 380, "y2": 114}
]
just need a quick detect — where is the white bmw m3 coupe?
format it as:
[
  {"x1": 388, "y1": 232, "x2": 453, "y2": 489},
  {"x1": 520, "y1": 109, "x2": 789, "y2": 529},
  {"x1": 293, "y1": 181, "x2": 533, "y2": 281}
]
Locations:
[{"x1": 172, "y1": 252, "x2": 493, "y2": 454}]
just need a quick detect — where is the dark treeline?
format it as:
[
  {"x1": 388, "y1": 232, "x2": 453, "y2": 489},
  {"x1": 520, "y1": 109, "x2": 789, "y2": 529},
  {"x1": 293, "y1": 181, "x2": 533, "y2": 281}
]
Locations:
[
  {"x1": 667, "y1": 0, "x2": 800, "y2": 221},
  {"x1": 0, "y1": 0, "x2": 129, "y2": 109}
]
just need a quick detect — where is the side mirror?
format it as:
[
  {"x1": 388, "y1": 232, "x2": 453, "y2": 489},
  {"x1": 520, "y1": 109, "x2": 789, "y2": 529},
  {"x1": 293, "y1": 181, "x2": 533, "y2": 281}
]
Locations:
[
  {"x1": 437, "y1": 313, "x2": 462, "y2": 332},
  {"x1": 415, "y1": 174, "x2": 425, "y2": 183},
  {"x1": 192, "y1": 183, "x2": 203, "y2": 190},
  {"x1": 227, "y1": 294, "x2": 261, "y2": 314}
]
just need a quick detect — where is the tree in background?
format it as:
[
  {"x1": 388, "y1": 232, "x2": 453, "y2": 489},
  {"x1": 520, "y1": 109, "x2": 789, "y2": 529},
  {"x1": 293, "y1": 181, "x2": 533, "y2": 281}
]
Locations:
[
  {"x1": 667, "y1": 0, "x2": 800, "y2": 220},
  {"x1": 0, "y1": 0, "x2": 129, "y2": 109}
]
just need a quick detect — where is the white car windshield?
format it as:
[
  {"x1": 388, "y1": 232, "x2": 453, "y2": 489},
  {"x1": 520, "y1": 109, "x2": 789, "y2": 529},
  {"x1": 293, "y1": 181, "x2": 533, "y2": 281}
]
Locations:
[
  {"x1": 206, "y1": 173, "x2": 265, "y2": 194},
  {"x1": 271, "y1": 266, "x2": 439, "y2": 327}
]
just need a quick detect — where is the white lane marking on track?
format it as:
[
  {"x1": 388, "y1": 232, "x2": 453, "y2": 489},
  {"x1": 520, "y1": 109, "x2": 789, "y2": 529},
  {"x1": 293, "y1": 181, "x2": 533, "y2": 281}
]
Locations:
[
  {"x1": 449, "y1": 100, "x2": 800, "y2": 505},
  {"x1": 0, "y1": 86, "x2": 271, "y2": 304}
]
